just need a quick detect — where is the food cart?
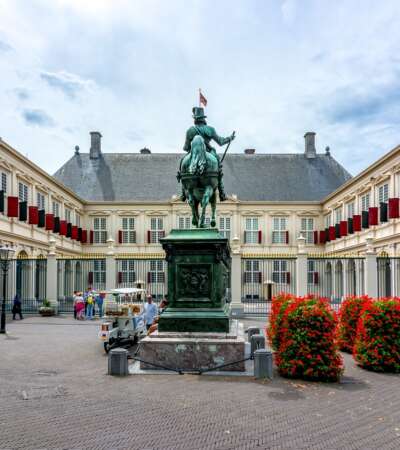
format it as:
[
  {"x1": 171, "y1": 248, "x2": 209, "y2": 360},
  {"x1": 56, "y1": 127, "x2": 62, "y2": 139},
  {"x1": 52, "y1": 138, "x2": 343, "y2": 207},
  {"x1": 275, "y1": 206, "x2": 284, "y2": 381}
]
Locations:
[{"x1": 98, "y1": 287, "x2": 147, "y2": 353}]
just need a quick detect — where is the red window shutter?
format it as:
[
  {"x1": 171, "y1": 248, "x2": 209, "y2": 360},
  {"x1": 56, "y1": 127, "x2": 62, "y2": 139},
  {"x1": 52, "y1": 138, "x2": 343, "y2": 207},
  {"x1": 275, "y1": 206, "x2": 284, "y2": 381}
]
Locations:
[
  {"x1": 45, "y1": 213, "x2": 54, "y2": 231},
  {"x1": 147, "y1": 230, "x2": 151, "y2": 244},
  {"x1": 340, "y1": 220, "x2": 348, "y2": 237},
  {"x1": 7, "y1": 196, "x2": 19, "y2": 217},
  {"x1": 313, "y1": 272, "x2": 319, "y2": 284},
  {"x1": 118, "y1": 230, "x2": 122, "y2": 244},
  {"x1": 388, "y1": 198, "x2": 400, "y2": 219},
  {"x1": 329, "y1": 226, "x2": 336, "y2": 241},
  {"x1": 147, "y1": 271, "x2": 151, "y2": 284},
  {"x1": 319, "y1": 230, "x2": 326, "y2": 244},
  {"x1": 28, "y1": 206, "x2": 39, "y2": 225},
  {"x1": 90, "y1": 230, "x2": 94, "y2": 244},
  {"x1": 368, "y1": 207, "x2": 378, "y2": 226},
  {"x1": 118, "y1": 271, "x2": 123, "y2": 284},
  {"x1": 60, "y1": 220, "x2": 67, "y2": 236},
  {"x1": 313, "y1": 230, "x2": 318, "y2": 245},
  {"x1": 285, "y1": 231, "x2": 289, "y2": 244},
  {"x1": 81, "y1": 230, "x2": 87, "y2": 244},
  {"x1": 71, "y1": 226, "x2": 78, "y2": 240},
  {"x1": 258, "y1": 272, "x2": 262, "y2": 283},
  {"x1": 353, "y1": 215, "x2": 361, "y2": 232},
  {"x1": 88, "y1": 271, "x2": 93, "y2": 285},
  {"x1": 286, "y1": 272, "x2": 290, "y2": 284},
  {"x1": 258, "y1": 230, "x2": 262, "y2": 244}
]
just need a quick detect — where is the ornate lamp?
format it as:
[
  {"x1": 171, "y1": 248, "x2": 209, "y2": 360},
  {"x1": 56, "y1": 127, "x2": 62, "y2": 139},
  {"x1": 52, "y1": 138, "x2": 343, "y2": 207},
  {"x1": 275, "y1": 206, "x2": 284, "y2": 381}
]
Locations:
[{"x1": 0, "y1": 245, "x2": 15, "y2": 334}]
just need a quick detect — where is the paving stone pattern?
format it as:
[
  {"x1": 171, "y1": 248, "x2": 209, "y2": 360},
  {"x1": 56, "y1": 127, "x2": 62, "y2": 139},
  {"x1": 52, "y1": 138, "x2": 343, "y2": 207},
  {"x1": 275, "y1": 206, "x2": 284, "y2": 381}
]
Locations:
[{"x1": 0, "y1": 316, "x2": 399, "y2": 450}]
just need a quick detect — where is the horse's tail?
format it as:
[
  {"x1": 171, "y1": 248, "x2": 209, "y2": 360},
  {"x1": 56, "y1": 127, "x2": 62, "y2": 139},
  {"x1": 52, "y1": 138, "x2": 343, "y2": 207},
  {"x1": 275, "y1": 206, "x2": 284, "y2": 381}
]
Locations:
[{"x1": 189, "y1": 135, "x2": 207, "y2": 175}]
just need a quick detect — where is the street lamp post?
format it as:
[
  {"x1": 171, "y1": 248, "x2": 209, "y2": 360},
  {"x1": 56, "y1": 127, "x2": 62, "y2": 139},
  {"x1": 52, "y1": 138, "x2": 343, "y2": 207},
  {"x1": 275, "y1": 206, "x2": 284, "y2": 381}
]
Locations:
[{"x1": 0, "y1": 245, "x2": 15, "y2": 334}]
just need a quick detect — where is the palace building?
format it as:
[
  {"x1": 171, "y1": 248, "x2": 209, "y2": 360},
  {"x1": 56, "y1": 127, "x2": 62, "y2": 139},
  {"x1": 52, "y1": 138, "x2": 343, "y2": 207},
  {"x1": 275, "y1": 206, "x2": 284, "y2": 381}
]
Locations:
[{"x1": 1, "y1": 130, "x2": 399, "y2": 314}]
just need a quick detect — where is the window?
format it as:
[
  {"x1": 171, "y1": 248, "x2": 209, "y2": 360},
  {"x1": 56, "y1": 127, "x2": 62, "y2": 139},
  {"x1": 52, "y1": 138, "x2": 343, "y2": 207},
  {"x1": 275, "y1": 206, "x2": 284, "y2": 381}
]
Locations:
[
  {"x1": 76, "y1": 214, "x2": 80, "y2": 227},
  {"x1": 178, "y1": 216, "x2": 191, "y2": 229},
  {"x1": 1, "y1": 171, "x2": 7, "y2": 193},
  {"x1": 307, "y1": 260, "x2": 318, "y2": 284},
  {"x1": 219, "y1": 217, "x2": 231, "y2": 239},
  {"x1": 93, "y1": 260, "x2": 106, "y2": 284},
  {"x1": 93, "y1": 217, "x2": 107, "y2": 244},
  {"x1": 244, "y1": 260, "x2": 260, "y2": 283},
  {"x1": 65, "y1": 208, "x2": 71, "y2": 223},
  {"x1": 122, "y1": 217, "x2": 136, "y2": 243},
  {"x1": 361, "y1": 193, "x2": 370, "y2": 211},
  {"x1": 347, "y1": 202, "x2": 355, "y2": 218},
  {"x1": 52, "y1": 201, "x2": 60, "y2": 217},
  {"x1": 300, "y1": 218, "x2": 314, "y2": 244},
  {"x1": 335, "y1": 207, "x2": 342, "y2": 223},
  {"x1": 36, "y1": 192, "x2": 45, "y2": 210},
  {"x1": 149, "y1": 260, "x2": 165, "y2": 283},
  {"x1": 150, "y1": 217, "x2": 164, "y2": 243},
  {"x1": 244, "y1": 217, "x2": 259, "y2": 244},
  {"x1": 120, "y1": 260, "x2": 136, "y2": 283},
  {"x1": 378, "y1": 183, "x2": 389, "y2": 203},
  {"x1": 272, "y1": 217, "x2": 287, "y2": 244},
  {"x1": 325, "y1": 214, "x2": 331, "y2": 228},
  {"x1": 18, "y1": 182, "x2": 28, "y2": 202},
  {"x1": 272, "y1": 260, "x2": 289, "y2": 284}
]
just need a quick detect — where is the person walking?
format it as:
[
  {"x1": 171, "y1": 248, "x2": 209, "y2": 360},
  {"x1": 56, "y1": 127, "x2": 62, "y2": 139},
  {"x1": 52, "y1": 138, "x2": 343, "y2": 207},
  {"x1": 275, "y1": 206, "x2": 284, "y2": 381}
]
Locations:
[
  {"x1": 96, "y1": 292, "x2": 105, "y2": 318},
  {"x1": 12, "y1": 294, "x2": 23, "y2": 320},
  {"x1": 143, "y1": 295, "x2": 158, "y2": 331},
  {"x1": 72, "y1": 291, "x2": 78, "y2": 319},
  {"x1": 86, "y1": 292, "x2": 95, "y2": 320},
  {"x1": 75, "y1": 292, "x2": 85, "y2": 320}
]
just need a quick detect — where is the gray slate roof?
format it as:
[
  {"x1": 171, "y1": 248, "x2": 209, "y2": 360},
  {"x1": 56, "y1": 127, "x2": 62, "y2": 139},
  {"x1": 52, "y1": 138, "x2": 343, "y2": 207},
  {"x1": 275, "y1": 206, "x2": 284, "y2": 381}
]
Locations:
[{"x1": 53, "y1": 153, "x2": 351, "y2": 202}]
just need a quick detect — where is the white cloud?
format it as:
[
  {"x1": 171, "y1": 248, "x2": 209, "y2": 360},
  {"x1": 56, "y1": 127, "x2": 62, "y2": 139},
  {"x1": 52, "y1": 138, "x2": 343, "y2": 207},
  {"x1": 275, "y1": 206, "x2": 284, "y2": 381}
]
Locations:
[{"x1": 0, "y1": 0, "x2": 400, "y2": 177}]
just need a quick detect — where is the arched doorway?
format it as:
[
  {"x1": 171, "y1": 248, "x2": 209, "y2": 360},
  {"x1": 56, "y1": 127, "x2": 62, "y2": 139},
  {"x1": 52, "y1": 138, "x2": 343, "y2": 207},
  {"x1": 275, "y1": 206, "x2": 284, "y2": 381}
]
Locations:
[
  {"x1": 16, "y1": 251, "x2": 30, "y2": 300},
  {"x1": 335, "y1": 260, "x2": 344, "y2": 299},
  {"x1": 347, "y1": 259, "x2": 356, "y2": 296},
  {"x1": 325, "y1": 262, "x2": 332, "y2": 298}
]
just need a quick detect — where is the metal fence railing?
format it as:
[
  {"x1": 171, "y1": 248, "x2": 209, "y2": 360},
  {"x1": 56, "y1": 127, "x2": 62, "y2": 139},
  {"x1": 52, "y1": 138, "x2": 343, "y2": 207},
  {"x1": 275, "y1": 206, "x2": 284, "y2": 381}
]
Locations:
[
  {"x1": 0, "y1": 258, "x2": 47, "y2": 314},
  {"x1": 377, "y1": 257, "x2": 400, "y2": 298},
  {"x1": 57, "y1": 258, "x2": 106, "y2": 312},
  {"x1": 116, "y1": 258, "x2": 167, "y2": 305},
  {"x1": 241, "y1": 257, "x2": 296, "y2": 315},
  {"x1": 307, "y1": 257, "x2": 365, "y2": 311}
]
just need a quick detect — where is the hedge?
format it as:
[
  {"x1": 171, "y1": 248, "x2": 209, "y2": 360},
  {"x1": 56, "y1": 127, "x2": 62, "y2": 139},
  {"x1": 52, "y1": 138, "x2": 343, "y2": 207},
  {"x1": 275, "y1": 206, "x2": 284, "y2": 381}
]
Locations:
[
  {"x1": 267, "y1": 293, "x2": 295, "y2": 351},
  {"x1": 276, "y1": 297, "x2": 343, "y2": 382},
  {"x1": 353, "y1": 298, "x2": 400, "y2": 373},
  {"x1": 337, "y1": 296, "x2": 371, "y2": 352}
]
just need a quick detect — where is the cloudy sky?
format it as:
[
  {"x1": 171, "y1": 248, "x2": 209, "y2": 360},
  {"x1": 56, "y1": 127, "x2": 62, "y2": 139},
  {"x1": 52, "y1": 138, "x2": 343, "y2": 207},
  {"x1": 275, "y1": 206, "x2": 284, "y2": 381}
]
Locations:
[{"x1": 1, "y1": 0, "x2": 400, "y2": 176}]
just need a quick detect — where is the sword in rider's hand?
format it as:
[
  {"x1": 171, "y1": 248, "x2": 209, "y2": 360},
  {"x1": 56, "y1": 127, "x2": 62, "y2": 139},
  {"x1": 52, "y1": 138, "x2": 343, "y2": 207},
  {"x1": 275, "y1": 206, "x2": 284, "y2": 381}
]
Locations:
[{"x1": 221, "y1": 131, "x2": 235, "y2": 163}]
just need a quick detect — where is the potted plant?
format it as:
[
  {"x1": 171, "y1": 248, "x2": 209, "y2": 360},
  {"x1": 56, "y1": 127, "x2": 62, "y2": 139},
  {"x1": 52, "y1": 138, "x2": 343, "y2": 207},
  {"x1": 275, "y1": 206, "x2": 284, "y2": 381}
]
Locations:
[{"x1": 39, "y1": 299, "x2": 55, "y2": 317}]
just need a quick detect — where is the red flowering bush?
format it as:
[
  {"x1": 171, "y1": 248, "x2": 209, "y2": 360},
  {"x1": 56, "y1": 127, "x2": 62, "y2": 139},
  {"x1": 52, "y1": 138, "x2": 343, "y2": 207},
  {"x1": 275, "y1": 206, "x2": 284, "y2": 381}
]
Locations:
[
  {"x1": 276, "y1": 297, "x2": 343, "y2": 381},
  {"x1": 267, "y1": 293, "x2": 295, "y2": 351},
  {"x1": 337, "y1": 296, "x2": 371, "y2": 352},
  {"x1": 353, "y1": 298, "x2": 400, "y2": 373}
]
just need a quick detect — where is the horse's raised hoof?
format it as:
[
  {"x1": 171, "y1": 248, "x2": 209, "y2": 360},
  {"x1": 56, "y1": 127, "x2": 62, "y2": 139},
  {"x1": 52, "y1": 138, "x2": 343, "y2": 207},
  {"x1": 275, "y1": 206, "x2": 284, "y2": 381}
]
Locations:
[
  {"x1": 211, "y1": 220, "x2": 216, "y2": 227},
  {"x1": 192, "y1": 218, "x2": 198, "y2": 227}
]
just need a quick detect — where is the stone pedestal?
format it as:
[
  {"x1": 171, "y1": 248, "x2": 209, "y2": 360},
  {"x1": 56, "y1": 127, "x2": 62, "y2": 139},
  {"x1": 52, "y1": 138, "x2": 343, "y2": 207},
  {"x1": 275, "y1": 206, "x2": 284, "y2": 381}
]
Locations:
[
  {"x1": 159, "y1": 228, "x2": 231, "y2": 333},
  {"x1": 140, "y1": 320, "x2": 245, "y2": 372}
]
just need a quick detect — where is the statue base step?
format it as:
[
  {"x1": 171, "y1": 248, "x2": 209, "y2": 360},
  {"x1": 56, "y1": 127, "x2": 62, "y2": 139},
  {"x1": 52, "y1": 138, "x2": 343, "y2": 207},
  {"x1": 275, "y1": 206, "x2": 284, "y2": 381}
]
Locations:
[
  {"x1": 140, "y1": 320, "x2": 245, "y2": 372},
  {"x1": 158, "y1": 305, "x2": 230, "y2": 333}
]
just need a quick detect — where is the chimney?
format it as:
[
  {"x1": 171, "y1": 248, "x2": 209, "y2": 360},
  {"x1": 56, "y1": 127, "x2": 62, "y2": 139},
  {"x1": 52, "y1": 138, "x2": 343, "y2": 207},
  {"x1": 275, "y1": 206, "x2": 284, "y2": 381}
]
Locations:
[
  {"x1": 90, "y1": 131, "x2": 102, "y2": 159},
  {"x1": 140, "y1": 147, "x2": 151, "y2": 154},
  {"x1": 244, "y1": 148, "x2": 255, "y2": 155},
  {"x1": 304, "y1": 132, "x2": 316, "y2": 159}
]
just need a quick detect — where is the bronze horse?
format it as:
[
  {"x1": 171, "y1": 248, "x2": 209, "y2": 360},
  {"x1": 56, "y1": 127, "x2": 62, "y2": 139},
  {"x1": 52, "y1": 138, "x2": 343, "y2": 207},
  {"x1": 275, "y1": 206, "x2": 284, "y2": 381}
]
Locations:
[{"x1": 179, "y1": 135, "x2": 219, "y2": 228}]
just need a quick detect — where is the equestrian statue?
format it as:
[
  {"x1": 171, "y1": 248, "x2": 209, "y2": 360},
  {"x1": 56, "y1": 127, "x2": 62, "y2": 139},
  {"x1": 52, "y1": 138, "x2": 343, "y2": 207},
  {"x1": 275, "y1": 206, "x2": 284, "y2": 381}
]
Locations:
[{"x1": 177, "y1": 107, "x2": 235, "y2": 228}]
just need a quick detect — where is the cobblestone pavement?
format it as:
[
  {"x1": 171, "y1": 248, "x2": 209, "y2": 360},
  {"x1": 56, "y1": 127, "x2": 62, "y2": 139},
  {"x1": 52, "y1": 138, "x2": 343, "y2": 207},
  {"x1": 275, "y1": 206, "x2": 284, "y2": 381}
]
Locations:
[{"x1": 0, "y1": 315, "x2": 399, "y2": 450}]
